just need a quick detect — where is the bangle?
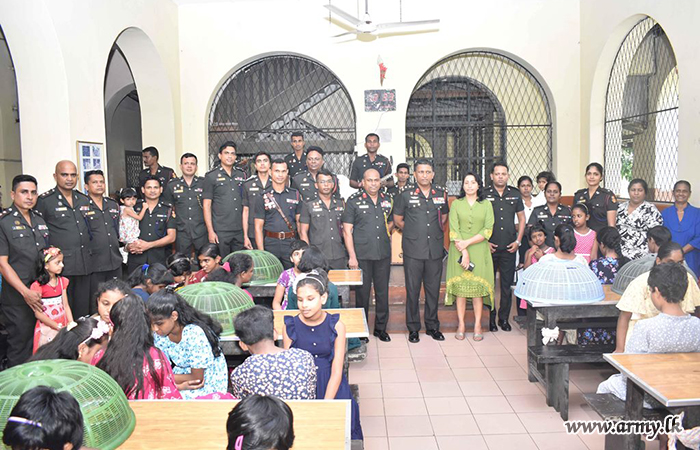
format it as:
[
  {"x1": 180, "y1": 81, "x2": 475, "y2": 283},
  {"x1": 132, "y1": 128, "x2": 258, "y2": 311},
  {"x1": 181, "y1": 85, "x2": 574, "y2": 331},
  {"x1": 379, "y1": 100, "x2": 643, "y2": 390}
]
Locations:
[{"x1": 516, "y1": 240, "x2": 521, "y2": 246}]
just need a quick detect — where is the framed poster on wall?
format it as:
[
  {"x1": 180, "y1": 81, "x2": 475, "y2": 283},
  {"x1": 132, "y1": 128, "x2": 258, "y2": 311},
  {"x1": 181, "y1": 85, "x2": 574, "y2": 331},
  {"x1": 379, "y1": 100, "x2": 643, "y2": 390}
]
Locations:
[{"x1": 76, "y1": 141, "x2": 106, "y2": 194}]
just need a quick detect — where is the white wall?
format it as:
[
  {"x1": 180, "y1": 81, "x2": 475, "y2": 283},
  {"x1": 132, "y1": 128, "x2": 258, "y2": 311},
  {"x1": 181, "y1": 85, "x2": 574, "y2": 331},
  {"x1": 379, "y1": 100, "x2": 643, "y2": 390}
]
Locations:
[
  {"x1": 0, "y1": 0, "x2": 181, "y2": 192},
  {"x1": 0, "y1": 30, "x2": 21, "y2": 205},
  {"x1": 580, "y1": 0, "x2": 700, "y2": 197},
  {"x1": 178, "y1": 0, "x2": 581, "y2": 191}
]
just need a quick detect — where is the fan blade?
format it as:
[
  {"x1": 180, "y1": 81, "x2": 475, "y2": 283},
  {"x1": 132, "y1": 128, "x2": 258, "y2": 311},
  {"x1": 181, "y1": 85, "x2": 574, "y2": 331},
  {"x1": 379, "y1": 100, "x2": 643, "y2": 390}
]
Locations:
[
  {"x1": 323, "y1": 4, "x2": 363, "y2": 28},
  {"x1": 376, "y1": 19, "x2": 440, "y2": 30},
  {"x1": 333, "y1": 31, "x2": 358, "y2": 38}
]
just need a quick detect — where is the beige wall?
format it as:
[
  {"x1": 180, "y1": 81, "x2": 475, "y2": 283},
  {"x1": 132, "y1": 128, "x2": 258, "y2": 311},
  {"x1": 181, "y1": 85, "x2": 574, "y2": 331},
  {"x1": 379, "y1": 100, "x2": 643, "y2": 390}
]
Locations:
[
  {"x1": 1, "y1": 0, "x2": 697, "y2": 199},
  {"x1": 0, "y1": 0, "x2": 181, "y2": 192},
  {"x1": 580, "y1": 0, "x2": 700, "y2": 198}
]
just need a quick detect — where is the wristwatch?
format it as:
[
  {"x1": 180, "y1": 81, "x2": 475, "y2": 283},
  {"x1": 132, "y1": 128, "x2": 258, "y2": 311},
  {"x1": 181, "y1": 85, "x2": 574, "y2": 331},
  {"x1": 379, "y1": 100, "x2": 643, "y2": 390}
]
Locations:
[{"x1": 515, "y1": 240, "x2": 521, "y2": 246}]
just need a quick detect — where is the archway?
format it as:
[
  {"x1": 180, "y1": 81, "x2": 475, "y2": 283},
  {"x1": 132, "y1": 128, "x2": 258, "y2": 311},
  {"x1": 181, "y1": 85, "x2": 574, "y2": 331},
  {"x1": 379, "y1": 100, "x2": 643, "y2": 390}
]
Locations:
[
  {"x1": 103, "y1": 27, "x2": 177, "y2": 194},
  {"x1": 0, "y1": 26, "x2": 21, "y2": 206},
  {"x1": 208, "y1": 54, "x2": 356, "y2": 176},
  {"x1": 104, "y1": 45, "x2": 142, "y2": 193},
  {"x1": 406, "y1": 51, "x2": 552, "y2": 194},
  {"x1": 603, "y1": 17, "x2": 678, "y2": 201}
]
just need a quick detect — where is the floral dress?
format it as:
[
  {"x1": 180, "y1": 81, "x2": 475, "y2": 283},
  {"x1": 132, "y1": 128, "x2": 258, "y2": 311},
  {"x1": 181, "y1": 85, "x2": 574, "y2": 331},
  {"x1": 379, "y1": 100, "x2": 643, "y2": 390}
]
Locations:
[
  {"x1": 230, "y1": 348, "x2": 317, "y2": 399},
  {"x1": 589, "y1": 257, "x2": 620, "y2": 284},
  {"x1": 129, "y1": 347, "x2": 182, "y2": 400},
  {"x1": 154, "y1": 324, "x2": 229, "y2": 399},
  {"x1": 616, "y1": 201, "x2": 662, "y2": 260}
]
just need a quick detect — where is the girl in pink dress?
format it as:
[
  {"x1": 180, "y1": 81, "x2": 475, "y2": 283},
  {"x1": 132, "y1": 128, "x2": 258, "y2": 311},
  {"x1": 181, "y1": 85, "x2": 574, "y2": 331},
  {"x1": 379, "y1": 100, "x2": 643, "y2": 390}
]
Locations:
[
  {"x1": 97, "y1": 295, "x2": 183, "y2": 400},
  {"x1": 572, "y1": 203, "x2": 598, "y2": 263},
  {"x1": 31, "y1": 247, "x2": 74, "y2": 353}
]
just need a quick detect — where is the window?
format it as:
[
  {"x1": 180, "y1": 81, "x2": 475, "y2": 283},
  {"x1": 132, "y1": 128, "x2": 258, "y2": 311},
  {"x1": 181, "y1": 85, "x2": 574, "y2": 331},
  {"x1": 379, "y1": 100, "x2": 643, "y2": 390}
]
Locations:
[
  {"x1": 604, "y1": 17, "x2": 678, "y2": 202},
  {"x1": 208, "y1": 55, "x2": 356, "y2": 176},
  {"x1": 406, "y1": 51, "x2": 552, "y2": 194}
]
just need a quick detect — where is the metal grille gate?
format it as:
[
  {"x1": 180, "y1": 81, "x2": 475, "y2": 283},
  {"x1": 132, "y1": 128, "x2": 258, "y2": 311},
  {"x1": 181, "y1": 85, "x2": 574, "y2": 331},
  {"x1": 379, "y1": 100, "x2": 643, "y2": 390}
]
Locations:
[
  {"x1": 604, "y1": 17, "x2": 678, "y2": 202},
  {"x1": 208, "y1": 55, "x2": 356, "y2": 176},
  {"x1": 406, "y1": 51, "x2": 552, "y2": 195}
]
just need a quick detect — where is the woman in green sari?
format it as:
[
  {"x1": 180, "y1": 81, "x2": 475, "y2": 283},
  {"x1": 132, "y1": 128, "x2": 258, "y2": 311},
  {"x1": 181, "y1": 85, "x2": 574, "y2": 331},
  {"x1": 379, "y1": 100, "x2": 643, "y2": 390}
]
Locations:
[{"x1": 446, "y1": 173, "x2": 495, "y2": 341}]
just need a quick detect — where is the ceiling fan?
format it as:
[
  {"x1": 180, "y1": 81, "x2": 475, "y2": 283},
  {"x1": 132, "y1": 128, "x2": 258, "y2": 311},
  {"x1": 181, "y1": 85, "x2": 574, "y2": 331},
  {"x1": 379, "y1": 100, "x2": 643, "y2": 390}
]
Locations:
[{"x1": 324, "y1": 0, "x2": 440, "y2": 38}]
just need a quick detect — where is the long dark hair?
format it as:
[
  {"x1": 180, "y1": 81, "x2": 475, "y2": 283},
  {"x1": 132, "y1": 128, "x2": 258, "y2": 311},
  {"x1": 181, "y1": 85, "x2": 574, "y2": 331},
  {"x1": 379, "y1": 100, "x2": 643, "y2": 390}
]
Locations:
[
  {"x1": 30, "y1": 317, "x2": 106, "y2": 361},
  {"x1": 34, "y1": 247, "x2": 62, "y2": 286},
  {"x1": 147, "y1": 289, "x2": 223, "y2": 357},
  {"x1": 97, "y1": 295, "x2": 163, "y2": 399},
  {"x1": 127, "y1": 263, "x2": 173, "y2": 288},
  {"x1": 457, "y1": 172, "x2": 485, "y2": 201},
  {"x1": 554, "y1": 224, "x2": 577, "y2": 253},
  {"x1": 596, "y1": 226, "x2": 629, "y2": 268}
]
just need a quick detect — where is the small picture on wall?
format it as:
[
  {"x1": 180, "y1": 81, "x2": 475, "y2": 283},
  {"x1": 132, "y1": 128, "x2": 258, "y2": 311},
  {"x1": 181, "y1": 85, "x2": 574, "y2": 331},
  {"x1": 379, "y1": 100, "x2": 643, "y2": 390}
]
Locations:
[{"x1": 76, "y1": 141, "x2": 105, "y2": 194}]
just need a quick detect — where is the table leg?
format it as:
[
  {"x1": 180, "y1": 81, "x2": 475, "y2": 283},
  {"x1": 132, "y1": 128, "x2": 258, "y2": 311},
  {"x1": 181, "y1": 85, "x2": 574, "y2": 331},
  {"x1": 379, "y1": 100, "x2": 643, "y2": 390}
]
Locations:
[
  {"x1": 526, "y1": 304, "x2": 538, "y2": 382},
  {"x1": 338, "y1": 286, "x2": 350, "y2": 308},
  {"x1": 622, "y1": 378, "x2": 645, "y2": 450}
]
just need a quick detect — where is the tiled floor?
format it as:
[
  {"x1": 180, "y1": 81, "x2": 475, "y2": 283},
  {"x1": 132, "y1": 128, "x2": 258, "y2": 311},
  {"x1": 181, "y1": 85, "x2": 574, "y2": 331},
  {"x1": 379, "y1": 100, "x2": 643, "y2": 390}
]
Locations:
[{"x1": 349, "y1": 325, "x2": 658, "y2": 450}]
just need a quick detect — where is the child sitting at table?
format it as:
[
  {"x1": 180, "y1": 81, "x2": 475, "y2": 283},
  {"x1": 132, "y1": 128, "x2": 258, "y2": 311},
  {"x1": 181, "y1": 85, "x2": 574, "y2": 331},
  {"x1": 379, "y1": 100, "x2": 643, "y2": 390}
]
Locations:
[
  {"x1": 148, "y1": 289, "x2": 229, "y2": 400},
  {"x1": 167, "y1": 252, "x2": 192, "y2": 289},
  {"x1": 272, "y1": 240, "x2": 308, "y2": 310},
  {"x1": 226, "y1": 394, "x2": 295, "y2": 450},
  {"x1": 285, "y1": 247, "x2": 341, "y2": 310},
  {"x1": 282, "y1": 269, "x2": 362, "y2": 440},
  {"x1": 2, "y1": 386, "x2": 84, "y2": 450},
  {"x1": 598, "y1": 262, "x2": 700, "y2": 405},
  {"x1": 589, "y1": 227, "x2": 629, "y2": 284},
  {"x1": 646, "y1": 225, "x2": 672, "y2": 256},
  {"x1": 228, "y1": 253, "x2": 255, "y2": 299},
  {"x1": 615, "y1": 242, "x2": 700, "y2": 352},
  {"x1": 230, "y1": 306, "x2": 316, "y2": 399},
  {"x1": 189, "y1": 244, "x2": 229, "y2": 285},
  {"x1": 540, "y1": 224, "x2": 588, "y2": 266}
]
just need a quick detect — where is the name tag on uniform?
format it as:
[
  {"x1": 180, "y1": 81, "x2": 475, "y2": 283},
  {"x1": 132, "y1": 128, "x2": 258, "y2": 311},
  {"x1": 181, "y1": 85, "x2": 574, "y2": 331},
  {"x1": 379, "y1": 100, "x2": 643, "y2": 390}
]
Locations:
[
  {"x1": 217, "y1": 177, "x2": 226, "y2": 181},
  {"x1": 249, "y1": 187, "x2": 259, "y2": 192},
  {"x1": 537, "y1": 214, "x2": 547, "y2": 219},
  {"x1": 312, "y1": 208, "x2": 323, "y2": 212},
  {"x1": 55, "y1": 207, "x2": 67, "y2": 211},
  {"x1": 173, "y1": 188, "x2": 184, "y2": 194},
  {"x1": 408, "y1": 199, "x2": 420, "y2": 204},
  {"x1": 486, "y1": 198, "x2": 495, "y2": 201},
  {"x1": 11, "y1": 226, "x2": 26, "y2": 231},
  {"x1": 156, "y1": 214, "x2": 167, "y2": 218},
  {"x1": 359, "y1": 205, "x2": 369, "y2": 209},
  {"x1": 432, "y1": 197, "x2": 445, "y2": 205},
  {"x1": 286, "y1": 199, "x2": 298, "y2": 204},
  {"x1": 84, "y1": 211, "x2": 95, "y2": 216}
]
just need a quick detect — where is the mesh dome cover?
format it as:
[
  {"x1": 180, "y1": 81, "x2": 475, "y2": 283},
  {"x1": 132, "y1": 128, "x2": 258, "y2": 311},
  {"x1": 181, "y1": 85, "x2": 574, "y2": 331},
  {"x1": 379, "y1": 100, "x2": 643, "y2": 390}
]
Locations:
[
  {"x1": 223, "y1": 249, "x2": 284, "y2": 285},
  {"x1": 178, "y1": 281, "x2": 255, "y2": 335},
  {"x1": 515, "y1": 257, "x2": 605, "y2": 305},
  {"x1": 0, "y1": 360, "x2": 135, "y2": 450},
  {"x1": 612, "y1": 255, "x2": 697, "y2": 295}
]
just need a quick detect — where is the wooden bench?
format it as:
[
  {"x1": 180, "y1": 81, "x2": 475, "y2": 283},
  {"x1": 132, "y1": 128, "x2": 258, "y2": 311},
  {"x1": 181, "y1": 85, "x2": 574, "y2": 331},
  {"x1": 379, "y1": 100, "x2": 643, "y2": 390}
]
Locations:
[
  {"x1": 120, "y1": 399, "x2": 352, "y2": 449},
  {"x1": 583, "y1": 393, "x2": 667, "y2": 450},
  {"x1": 528, "y1": 344, "x2": 615, "y2": 420}
]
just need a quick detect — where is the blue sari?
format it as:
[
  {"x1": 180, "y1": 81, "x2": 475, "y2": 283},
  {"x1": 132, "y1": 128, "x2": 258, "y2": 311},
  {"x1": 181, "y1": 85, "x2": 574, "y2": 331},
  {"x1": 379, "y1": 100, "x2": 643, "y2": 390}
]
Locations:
[{"x1": 662, "y1": 204, "x2": 700, "y2": 276}]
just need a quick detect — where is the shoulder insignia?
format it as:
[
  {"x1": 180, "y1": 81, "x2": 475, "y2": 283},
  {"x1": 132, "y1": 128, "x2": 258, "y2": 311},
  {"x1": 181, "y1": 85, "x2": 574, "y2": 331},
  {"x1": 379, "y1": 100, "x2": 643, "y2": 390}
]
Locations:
[
  {"x1": 39, "y1": 188, "x2": 56, "y2": 198},
  {"x1": 75, "y1": 190, "x2": 89, "y2": 199},
  {"x1": 0, "y1": 208, "x2": 12, "y2": 219}
]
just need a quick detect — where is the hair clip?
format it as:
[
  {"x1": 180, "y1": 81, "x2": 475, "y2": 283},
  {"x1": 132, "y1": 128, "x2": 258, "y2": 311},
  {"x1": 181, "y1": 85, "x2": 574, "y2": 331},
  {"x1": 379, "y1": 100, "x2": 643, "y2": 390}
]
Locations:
[
  {"x1": 167, "y1": 257, "x2": 189, "y2": 268},
  {"x1": 43, "y1": 246, "x2": 62, "y2": 263},
  {"x1": 234, "y1": 435, "x2": 243, "y2": 450},
  {"x1": 142, "y1": 264, "x2": 149, "y2": 275},
  {"x1": 7, "y1": 416, "x2": 42, "y2": 428}
]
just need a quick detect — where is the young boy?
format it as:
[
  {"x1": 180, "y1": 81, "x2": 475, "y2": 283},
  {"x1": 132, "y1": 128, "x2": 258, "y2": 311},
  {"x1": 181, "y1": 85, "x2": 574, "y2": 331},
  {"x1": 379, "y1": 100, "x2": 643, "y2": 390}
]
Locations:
[
  {"x1": 646, "y1": 225, "x2": 672, "y2": 255},
  {"x1": 599, "y1": 262, "x2": 700, "y2": 404},
  {"x1": 271, "y1": 239, "x2": 308, "y2": 310},
  {"x1": 615, "y1": 242, "x2": 700, "y2": 352}
]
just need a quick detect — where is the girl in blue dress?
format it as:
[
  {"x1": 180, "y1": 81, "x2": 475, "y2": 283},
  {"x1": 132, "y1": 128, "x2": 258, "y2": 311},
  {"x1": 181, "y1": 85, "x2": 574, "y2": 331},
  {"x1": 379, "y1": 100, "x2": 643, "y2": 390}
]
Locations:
[
  {"x1": 661, "y1": 180, "x2": 700, "y2": 277},
  {"x1": 282, "y1": 269, "x2": 363, "y2": 441},
  {"x1": 147, "y1": 289, "x2": 229, "y2": 399}
]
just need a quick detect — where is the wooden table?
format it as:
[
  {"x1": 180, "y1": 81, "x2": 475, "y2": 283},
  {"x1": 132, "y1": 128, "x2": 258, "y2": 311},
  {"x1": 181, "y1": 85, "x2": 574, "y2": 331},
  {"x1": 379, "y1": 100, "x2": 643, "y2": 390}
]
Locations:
[
  {"x1": 120, "y1": 399, "x2": 351, "y2": 449},
  {"x1": 604, "y1": 353, "x2": 700, "y2": 450},
  {"x1": 246, "y1": 269, "x2": 363, "y2": 307},
  {"x1": 526, "y1": 284, "x2": 621, "y2": 380}
]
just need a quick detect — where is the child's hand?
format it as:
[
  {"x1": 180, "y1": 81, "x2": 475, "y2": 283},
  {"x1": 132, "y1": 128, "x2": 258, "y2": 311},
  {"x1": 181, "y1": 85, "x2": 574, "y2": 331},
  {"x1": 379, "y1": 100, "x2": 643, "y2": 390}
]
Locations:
[
  {"x1": 177, "y1": 379, "x2": 204, "y2": 391},
  {"x1": 534, "y1": 248, "x2": 544, "y2": 260}
]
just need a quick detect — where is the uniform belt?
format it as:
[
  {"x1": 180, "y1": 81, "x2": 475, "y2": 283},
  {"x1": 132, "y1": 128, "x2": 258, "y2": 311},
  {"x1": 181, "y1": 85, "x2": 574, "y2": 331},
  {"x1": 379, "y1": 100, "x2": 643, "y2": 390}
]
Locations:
[{"x1": 265, "y1": 230, "x2": 296, "y2": 239}]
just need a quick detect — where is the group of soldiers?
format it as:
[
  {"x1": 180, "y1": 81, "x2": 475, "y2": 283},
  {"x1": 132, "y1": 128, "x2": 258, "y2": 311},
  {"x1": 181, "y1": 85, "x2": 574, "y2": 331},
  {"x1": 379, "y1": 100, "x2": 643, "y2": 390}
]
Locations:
[{"x1": 0, "y1": 131, "x2": 453, "y2": 368}]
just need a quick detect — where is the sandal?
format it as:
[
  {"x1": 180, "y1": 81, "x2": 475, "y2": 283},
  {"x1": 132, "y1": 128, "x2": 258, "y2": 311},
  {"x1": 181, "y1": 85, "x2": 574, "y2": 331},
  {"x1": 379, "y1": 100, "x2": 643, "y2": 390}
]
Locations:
[
  {"x1": 455, "y1": 332, "x2": 465, "y2": 340},
  {"x1": 473, "y1": 332, "x2": 484, "y2": 342}
]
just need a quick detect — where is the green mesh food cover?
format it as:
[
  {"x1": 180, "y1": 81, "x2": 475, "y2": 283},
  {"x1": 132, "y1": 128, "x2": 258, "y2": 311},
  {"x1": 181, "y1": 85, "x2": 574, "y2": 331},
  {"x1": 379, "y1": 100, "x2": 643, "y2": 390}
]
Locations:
[
  {"x1": 0, "y1": 360, "x2": 135, "y2": 450},
  {"x1": 223, "y1": 249, "x2": 284, "y2": 285},
  {"x1": 178, "y1": 281, "x2": 255, "y2": 335}
]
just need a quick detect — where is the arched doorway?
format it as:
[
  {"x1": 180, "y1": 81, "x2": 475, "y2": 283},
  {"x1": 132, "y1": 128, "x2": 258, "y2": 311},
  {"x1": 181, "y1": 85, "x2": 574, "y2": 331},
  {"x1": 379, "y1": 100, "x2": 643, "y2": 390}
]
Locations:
[
  {"x1": 208, "y1": 55, "x2": 356, "y2": 176},
  {"x1": 0, "y1": 26, "x2": 21, "y2": 206},
  {"x1": 604, "y1": 17, "x2": 678, "y2": 201},
  {"x1": 406, "y1": 51, "x2": 552, "y2": 194},
  {"x1": 104, "y1": 45, "x2": 142, "y2": 194}
]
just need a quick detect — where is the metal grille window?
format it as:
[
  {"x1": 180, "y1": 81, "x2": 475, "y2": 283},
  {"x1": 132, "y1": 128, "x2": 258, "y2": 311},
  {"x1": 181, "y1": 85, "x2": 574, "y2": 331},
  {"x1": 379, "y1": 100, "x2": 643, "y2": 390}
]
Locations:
[
  {"x1": 208, "y1": 55, "x2": 356, "y2": 176},
  {"x1": 406, "y1": 51, "x2": 552, "y2": 195},
  {"x1": 604, "y1": 17, "x2": 678, "y2": 202}
]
